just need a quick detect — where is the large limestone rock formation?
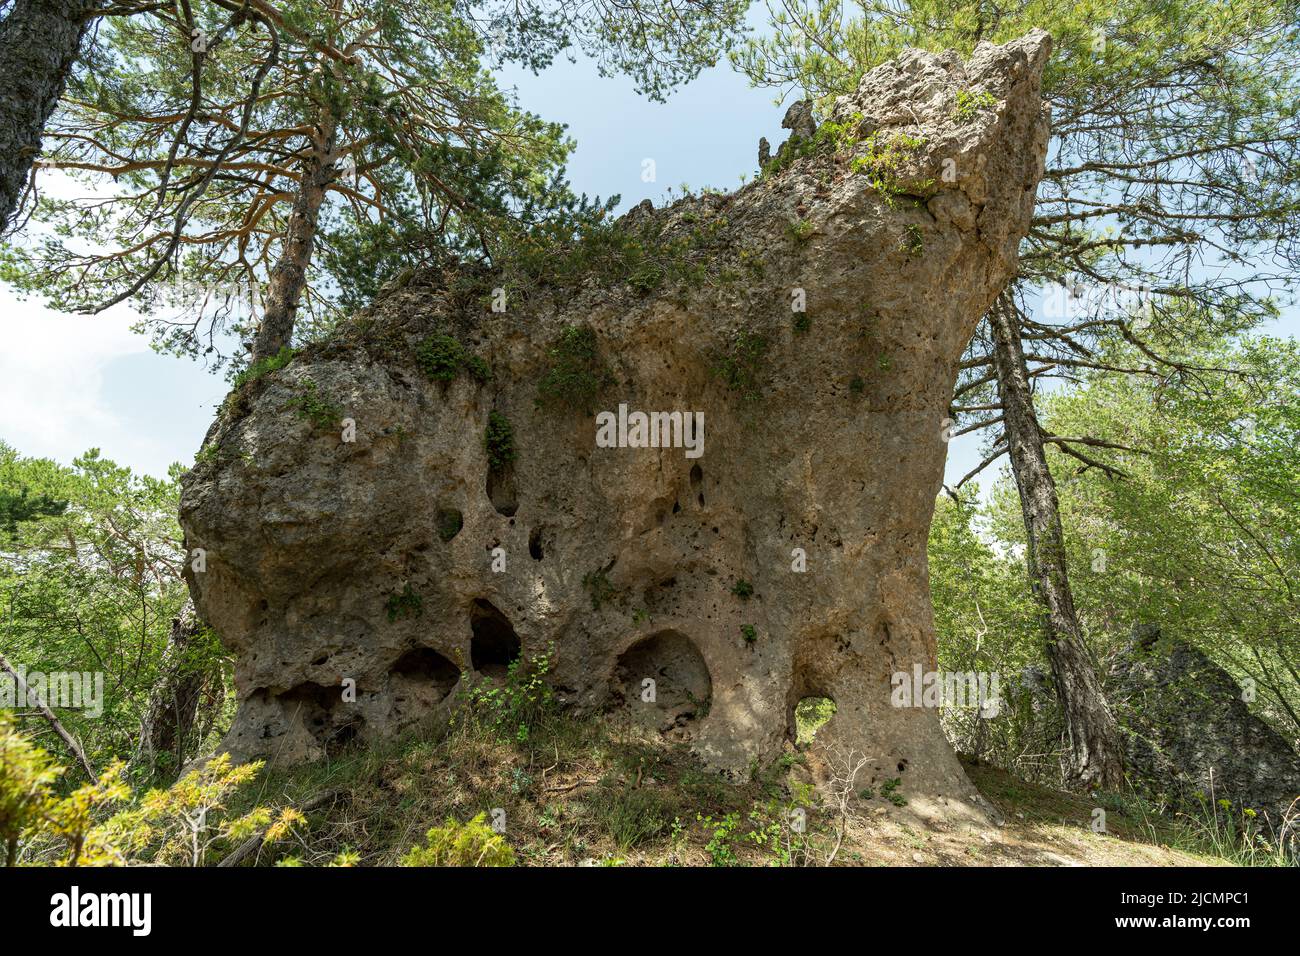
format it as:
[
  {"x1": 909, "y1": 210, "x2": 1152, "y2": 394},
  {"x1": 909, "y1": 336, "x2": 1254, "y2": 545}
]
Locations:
[
  {"x1": 1111, "y1": 625, "x2": 1300, "y2": 833},
  {"x1": 180, "y1": 32, "x2": 1052, "y2": 813}
]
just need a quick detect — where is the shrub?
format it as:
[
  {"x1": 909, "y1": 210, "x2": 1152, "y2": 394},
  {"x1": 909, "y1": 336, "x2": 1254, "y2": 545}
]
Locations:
[
  {"x1": 582, "y1": 570, "x2": 618, "y2": 610},
  {"x1": 849, "y1": 131, "x2": 930, "y2": 205},
  {"x1": 399, "y1": 813, "x2": 515, "y2": 867},
  {"x1": 288, "y1": 379, "x2": 342, "y2": 431},
  {"x1": 462, "y1": 650, "x2": 555, "y2": 745},
  {"x1": 385, "y1": 583, "x2": 423, "y2": 622},
  {"x1": 0, "y1": 722, "x2": 296, "y2": 867},
  {"x1": 711, "y1": 330, "x2": 769, "y2": 402},
  {"x1": 954, "y1": 89, "x2": 997, "y2": 123},
  {"x1": 0, "y1": 716, "x2": 61, "y2": 866},
  {"x1": 416, "y1": 334, "x2": 465, "y2": 382},
  {"x1": 484, "y1": 411, "x2": 517, "y2": 470},
  {"x1": 536, "y1": 325, "x2": 612, "y2": 411},
  {"x1": 416, "y1": 333, "x2": 492, "y2": 385}
]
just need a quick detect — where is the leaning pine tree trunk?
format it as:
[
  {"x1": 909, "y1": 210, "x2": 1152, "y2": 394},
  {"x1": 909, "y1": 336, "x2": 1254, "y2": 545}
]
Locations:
[
  {"x1": 134, "y1": 601, "x2": 208, "y2": 780},
  {"x1": 249, "y1": 120, "x2": 338, "y2": 363},
  {"x1": 0, "y1": 0, "x2": 96, "y2": 233},
  {"x1": 987, "y1": 291, "x2": 1125, "y2": 789}
]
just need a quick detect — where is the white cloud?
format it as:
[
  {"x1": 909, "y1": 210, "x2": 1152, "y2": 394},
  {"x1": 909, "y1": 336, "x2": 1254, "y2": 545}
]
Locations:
[{"x1": 0, "y1": 287, "x2": 225, "y2": 477}]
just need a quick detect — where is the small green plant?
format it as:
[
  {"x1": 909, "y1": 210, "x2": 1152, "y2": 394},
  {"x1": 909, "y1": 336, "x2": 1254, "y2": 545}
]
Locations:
[
  {"x1": 583, "y1": 570, "x2": 617, "y2": 610},
  {"x1": 591, "y1": 785, "x2": 675, "y2": 850},
  {"x1": 385, "y1": 583, "x2": 423, "y2": 622},
  {"x1": 901, "y1": 223, "x2": 924, "y2": 258},
  {"x1": 232, "y1": 345, "x2": 295, "y2": 389},
  {"x1": 881, "y1": 777, "x2": 907, "y2": 807},
  {"x1": 731, "y1": 579, "x2": 754, "y2": 599},
  {"x1": 793, "y1": 313, "x2": 811, "y2": 333},
  {"x1": 416, "y1": 334, "x2": 464, "y2": 381},
  {"x1": 740, "y1": 624, "x2": 758, "y2": 645},
  {"x1": 463, "y1": 649, "x2": 554, "y2": 744},
  {"x1": 464, "y1": 354, "x2": 492, "y2": 383},
  {"x1": 744, "y1": 790, "x2": 818, "y2": 866},
  {"x1": 849, "y1": 131, "x2": 929, "y2": 205},
  {"x1": 399, "y1": 813, "x2": 515, "y2": 867},
  {"x1": 289, "y1": 379, "x2": 343, "y2": 431},
  {"x1": 954, "y1": 89, "x2": 997, "y2": 123},
  {"x1": 536, "y1": 325, "x2": 612, "y2": 411},
  {"x1": 849, "y1": 375, "x2": 866, "y2": 393},
  {"x1": 416, "y1": 333, "x2": 491, "y2": 384},
  {"x1": 711, "y1": 330, "x2": 769, "y2": 403},
  {"x1": 787, "y1": 218, "x2": 814, "y2": 242},
  {"x1": 699, "y1": 812, "x2": 741, "y2": 866},
  {"x1": 484, "y1": 411, "x2": 517, "y2": 470},
  {"x1": 193, "y1": 443, "x2": 221, "y2": 467}
]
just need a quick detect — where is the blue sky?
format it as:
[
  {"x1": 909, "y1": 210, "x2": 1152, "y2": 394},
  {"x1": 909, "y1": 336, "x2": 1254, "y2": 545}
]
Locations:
[{"x1": 1, "y1": 43, "x2": 1293, "y2": 491}]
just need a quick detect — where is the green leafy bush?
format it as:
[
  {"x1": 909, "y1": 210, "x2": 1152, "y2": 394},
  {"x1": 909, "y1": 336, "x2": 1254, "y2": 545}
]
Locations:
[
  {"x1": 463, "y1": 650, "x2": 555, "y2": 745},
  {"x1": 484, "y1": 411, "x2": 517, "y2": 470},
  {"x1": 416, "y1": 334, "x2": 465, "y2": 382},
  {"x1": 399, "y1": 812, "x2": 515, "y2": 867},
  {"x1": 954, "y1": 89, "x2": 997, "y2": 123},
  {"x1": 416, "y1": 333, "x2": 491, "y2": 384}
]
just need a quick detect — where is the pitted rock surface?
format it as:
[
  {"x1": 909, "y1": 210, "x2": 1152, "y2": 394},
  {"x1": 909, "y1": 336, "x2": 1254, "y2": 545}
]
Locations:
[{"x1": 180, "y1": 32, "x2": 1052, "y2": 811}]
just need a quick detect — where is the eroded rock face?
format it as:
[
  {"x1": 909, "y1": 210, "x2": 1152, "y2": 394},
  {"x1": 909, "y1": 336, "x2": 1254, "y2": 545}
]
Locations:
[
  {"x1": 1111, "y1": 626, "x2": 1300, "y2": 831},
  {"x1": 180, "y1": 32, "x2": 1052, "y2": 811}
]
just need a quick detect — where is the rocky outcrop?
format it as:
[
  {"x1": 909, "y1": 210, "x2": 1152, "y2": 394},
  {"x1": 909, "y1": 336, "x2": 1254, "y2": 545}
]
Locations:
[
  {"x1": 1110, "y1": 625, "x2": 1300, "y2": 832},
  {"x1": 179, "y1": 32, "x2": 1052, "y2": 814}
]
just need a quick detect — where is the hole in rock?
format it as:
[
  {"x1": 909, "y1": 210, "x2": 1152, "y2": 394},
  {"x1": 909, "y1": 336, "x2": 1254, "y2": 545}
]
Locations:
[
  {"x1": 613, "y1": 630, "x2": 712, "y2": 737},
  {"x1": 794, "y1": 696, "x2": 836, "y2": 746},
  {"x1": 470, "y1": 599, "x2": 521, "y2": 678},
  {"x1": 528, "y1": 526, "x2": 544, "y2": 560},
  {"x1": 436, "y1": 507, "x2": 463, "y2": 542},
  {"x1": 487, "y1": 470, "x2": 518, "y2": 517},
  {"x1": 391, "y1": 647, "x2": 460, "y2": 696},
  {"x1": 690, "y1": 464, "x2": 704, "y2": 507},
  {"x1": 278, "y1": 682, "x2": 359, "y2": 755}
]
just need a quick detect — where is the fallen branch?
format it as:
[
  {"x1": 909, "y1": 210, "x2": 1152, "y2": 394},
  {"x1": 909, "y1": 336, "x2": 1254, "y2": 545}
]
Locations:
[
  {"x1": 543, "y1": 777, "x2": 602, "y2": 795},
  {"x1": 0, "y1": 651, "x2": 97, "y2": 782}
]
